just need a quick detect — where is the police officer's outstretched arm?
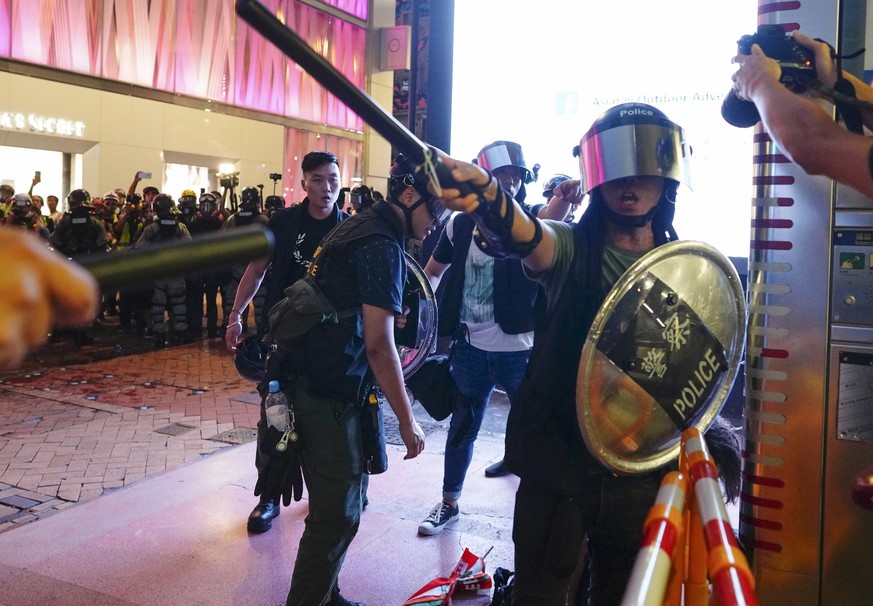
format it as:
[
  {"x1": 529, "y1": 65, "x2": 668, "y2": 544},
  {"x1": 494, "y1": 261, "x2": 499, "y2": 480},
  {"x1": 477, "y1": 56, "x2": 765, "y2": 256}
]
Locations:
[
  {"x1": 431, "y1": 152, "x2": 558, "y2": 272},
  {"x1": 0, "y1": 229, "x2": 98, "y2": 369},
  {"x1": 732, "y1": 34, "x2": 873, "y2": 199},
  {"x1": 362, "y1": 303, "x2": 425, "y2": 459}
]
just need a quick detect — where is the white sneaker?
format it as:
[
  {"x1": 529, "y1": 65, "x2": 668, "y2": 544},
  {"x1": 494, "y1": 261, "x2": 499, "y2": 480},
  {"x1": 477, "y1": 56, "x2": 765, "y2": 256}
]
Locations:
[{"x1": 418, "y1": 501, "x2": 460, "y2": 536}]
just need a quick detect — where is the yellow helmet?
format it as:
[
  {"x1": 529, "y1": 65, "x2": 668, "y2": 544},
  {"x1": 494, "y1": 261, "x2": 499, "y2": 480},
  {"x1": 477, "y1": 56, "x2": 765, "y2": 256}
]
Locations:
[{"x1": 179, "y1": 189, "x2": 197, "y2": 209}]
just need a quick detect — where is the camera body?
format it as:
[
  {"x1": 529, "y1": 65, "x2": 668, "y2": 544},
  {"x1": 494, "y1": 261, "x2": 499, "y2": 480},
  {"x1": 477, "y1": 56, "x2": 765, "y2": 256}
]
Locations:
[
  {"x1": 219, "y1": 173, "x2": 239, "y2": 189},
  {"x1": 722, "y1": 25, "x2": 817, "y2": 128},
  {"x1": 269, "y1": 172, "x2": 282, "y2": 181},
  {"x1": 737, "y1": 25, "x2": 816, "y2": 90}
]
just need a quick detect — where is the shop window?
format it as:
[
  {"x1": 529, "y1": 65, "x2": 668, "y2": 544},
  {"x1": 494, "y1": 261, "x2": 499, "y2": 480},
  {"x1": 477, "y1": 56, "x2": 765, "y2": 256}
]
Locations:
[{"x1": 164, "y1": 163, "x2": 210, "y2": 200}]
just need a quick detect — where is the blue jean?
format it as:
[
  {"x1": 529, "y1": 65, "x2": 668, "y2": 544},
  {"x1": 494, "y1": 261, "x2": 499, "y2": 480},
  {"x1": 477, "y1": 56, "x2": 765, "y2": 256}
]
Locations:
[{"x1": 443, "y1": 339, "x2": 530, "y2": 501}]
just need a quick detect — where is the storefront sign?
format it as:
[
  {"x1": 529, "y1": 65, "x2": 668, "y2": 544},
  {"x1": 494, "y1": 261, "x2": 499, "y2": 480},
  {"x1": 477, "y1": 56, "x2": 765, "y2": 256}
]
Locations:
[{"x1": 0, "y1": 112, "x2": 85, "y2": 137}]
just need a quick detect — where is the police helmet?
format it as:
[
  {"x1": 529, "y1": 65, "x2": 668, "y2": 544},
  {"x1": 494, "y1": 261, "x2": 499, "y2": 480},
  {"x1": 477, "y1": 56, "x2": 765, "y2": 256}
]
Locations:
[
  {"x1": 67, "y1": 189, "x2": 91, "y2": 208},
  {"x1": 574, "y1": 103, "x2": 692, "y2": 195},
  {"x1": 240, "y1": 187, "x2": 260, "y2": 210},
  {"x1": 542, "y1": 174, "x2": 572, "y2": 198},
  {"x1": 153, "y1": 193, "x2": 178, "y2": 216},
  {"x1": 264, "y1": 195, "x2": 284, "y2": 212},
  {"x1": 11, "y1": 193, "x2": 32, "y2": 208},
  {"x1": 350, "y1": 185, "x2": 373, "y2": 213},
  {"x1": 388, "y1": 154, "x2": 419, "y2": 195},
  {"x1": 234, "y1": 336, "x2": 268, "y2": 383},
  {"x1": 475, "y1": 141, "x2": 539, "y2": 184},
  {"x1": 389, "y1": 154, "x2": 451, "y2": 226}
]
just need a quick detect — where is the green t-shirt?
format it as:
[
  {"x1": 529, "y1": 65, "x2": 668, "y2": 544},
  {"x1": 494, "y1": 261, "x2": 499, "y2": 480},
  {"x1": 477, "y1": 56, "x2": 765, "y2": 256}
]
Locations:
[{"x1": 532, "y1": 221, "x2": 649, "y2": 313}]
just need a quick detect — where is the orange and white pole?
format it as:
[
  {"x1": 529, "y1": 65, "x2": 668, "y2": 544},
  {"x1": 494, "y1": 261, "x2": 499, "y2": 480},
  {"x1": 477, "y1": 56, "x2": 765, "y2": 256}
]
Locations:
[
  {"x1": 683, "y1": 428, "x2": 758, "y2": 606},
  {"x1": 621, "y1": 471, "x2": 688, "y2": 606}
]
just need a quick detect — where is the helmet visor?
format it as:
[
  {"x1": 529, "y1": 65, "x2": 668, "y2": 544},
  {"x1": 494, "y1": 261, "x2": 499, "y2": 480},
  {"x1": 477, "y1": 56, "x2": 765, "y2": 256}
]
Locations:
[
  {"x1": 425, "y1": 196, "x2": 451, "y2": 226},
  {"x1": 578, "y1": 121, "x2": 692, "y2": 194},
  {"x1": 476, "y1": 140, "x2": 533, "y2": 183}
]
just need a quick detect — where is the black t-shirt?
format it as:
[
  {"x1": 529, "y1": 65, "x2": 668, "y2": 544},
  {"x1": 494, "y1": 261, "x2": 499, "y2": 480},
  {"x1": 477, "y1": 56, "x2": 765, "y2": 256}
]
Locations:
[
  {"x1": 287, "y1": 209, "x2": 337, "y2": 283},
  {"x1": 347, "y1": 235, "x2": 405, "y2": 314}
]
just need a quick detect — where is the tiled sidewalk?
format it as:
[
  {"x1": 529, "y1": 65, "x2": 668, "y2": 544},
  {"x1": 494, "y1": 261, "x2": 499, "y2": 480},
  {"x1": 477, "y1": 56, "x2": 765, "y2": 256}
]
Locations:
[{"x1": 0, "y1": 339, "x2": 261, "y2": 533}]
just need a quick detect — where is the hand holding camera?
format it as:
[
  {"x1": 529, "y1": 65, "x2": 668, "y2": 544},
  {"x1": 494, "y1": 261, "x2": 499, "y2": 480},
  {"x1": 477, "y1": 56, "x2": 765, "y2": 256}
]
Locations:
[{"x1": 723, "y1": 25, "x2": 816, "y2": 127}]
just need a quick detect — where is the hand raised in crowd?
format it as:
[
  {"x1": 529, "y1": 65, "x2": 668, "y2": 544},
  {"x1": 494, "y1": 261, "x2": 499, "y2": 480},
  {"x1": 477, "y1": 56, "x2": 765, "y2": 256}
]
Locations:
[{"x1": 0, "y1": 229, "x2": 99, "y2": 370}]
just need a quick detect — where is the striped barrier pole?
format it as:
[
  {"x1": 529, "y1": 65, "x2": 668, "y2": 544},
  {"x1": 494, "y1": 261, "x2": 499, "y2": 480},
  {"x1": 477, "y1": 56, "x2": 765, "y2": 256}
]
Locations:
[
  {"x1": 683, "y1": 428, "x2": 758, "y2": 606},
  {"x1": 621, "y1": 471, "x2": 688, "y2": 606}
]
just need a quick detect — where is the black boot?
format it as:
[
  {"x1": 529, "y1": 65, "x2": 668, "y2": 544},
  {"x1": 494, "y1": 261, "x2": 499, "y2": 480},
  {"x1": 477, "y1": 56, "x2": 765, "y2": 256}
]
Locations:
[
  {"x1": 247, "y1": 496, "x2": 280, "y2": 533},
  {"x1": 329, "y1": 586, "x2": 365, "y2": 606}
]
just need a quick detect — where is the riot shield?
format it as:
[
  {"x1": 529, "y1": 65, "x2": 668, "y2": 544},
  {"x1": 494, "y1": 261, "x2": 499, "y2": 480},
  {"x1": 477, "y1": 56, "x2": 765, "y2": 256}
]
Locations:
[
  {"x1": 577, "y1": 241, "x2": 746, "y2": 474},
  {"x1": 397, "y1": 252, "x2": 438, "y2": 379}
]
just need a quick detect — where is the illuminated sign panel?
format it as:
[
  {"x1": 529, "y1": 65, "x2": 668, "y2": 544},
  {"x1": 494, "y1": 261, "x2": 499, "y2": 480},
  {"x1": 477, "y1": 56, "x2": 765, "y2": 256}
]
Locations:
[{"x1": 0, "y1": 112, "x2": 85, "y2": 137}]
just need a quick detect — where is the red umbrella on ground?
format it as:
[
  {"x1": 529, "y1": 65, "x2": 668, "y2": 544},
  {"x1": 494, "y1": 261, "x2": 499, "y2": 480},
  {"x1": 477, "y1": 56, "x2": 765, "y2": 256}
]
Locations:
[{"x1": 403, "y1": 547, "x2": 494, "y2": 605}]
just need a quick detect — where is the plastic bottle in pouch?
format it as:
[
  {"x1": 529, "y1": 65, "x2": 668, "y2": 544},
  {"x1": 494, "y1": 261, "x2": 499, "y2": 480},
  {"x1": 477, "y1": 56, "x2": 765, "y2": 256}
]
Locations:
[{"x1": 265, "y1": 380, "x2": 289, "y2": 431}]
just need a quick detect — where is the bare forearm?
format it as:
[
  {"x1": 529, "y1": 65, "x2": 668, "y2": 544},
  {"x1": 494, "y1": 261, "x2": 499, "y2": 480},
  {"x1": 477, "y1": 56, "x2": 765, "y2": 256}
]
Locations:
[
  {"x1": 231, "y1": 261, "x2": 268, "y2": 315},
  {"x1": 754, "y1": 82, "x2": 873, "y2": 198},
  {"x1": 366, "y1": 338, "x2": 414, "y2": 425}
]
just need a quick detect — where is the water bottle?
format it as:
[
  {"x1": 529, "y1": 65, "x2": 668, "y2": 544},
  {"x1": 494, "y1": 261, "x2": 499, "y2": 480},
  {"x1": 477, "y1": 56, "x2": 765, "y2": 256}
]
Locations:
[{"x1": 265, "y1": 380, "x2": 289, "y2": 431}]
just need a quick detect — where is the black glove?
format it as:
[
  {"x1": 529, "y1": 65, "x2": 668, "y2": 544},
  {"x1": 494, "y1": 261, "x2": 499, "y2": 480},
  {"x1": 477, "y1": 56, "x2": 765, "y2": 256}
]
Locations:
[{"x1": 254, "y1": 425, "x2": 304, "y2": 506}]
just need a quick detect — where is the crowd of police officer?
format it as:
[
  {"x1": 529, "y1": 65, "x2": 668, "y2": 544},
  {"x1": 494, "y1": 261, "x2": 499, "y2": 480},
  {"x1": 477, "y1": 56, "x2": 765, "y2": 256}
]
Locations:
[{"x1": 1, "y1": 178, "x2": 286, "y2": 348}]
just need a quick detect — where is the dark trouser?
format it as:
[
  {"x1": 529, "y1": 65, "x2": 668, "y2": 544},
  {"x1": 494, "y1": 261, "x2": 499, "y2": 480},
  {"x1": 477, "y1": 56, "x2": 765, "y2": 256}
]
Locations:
[
  {"x1": 512, "y1": 471, "x2": 663, "y2": 605},
  {"x1": 185, "y1": 276, "x2": 205, "y2": 336},
  {"x1": 286, "y1": 378, "x2": 366, "y2": 606},
  {"x1": 202, "y1": 274, "x2": 223, "y2": 333},
  {"x1": 151, "y1": 279, "x2": 187, "y2": 336}
]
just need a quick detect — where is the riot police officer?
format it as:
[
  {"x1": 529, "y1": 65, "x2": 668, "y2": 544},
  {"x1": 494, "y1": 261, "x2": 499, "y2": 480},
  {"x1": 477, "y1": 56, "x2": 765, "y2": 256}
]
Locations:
[
  {"x1": 131, "y1": 193, "x2": 191, "y2": 347},
  {"x1": 48, "y1": 189, "x2": 109, "y2": 346}
]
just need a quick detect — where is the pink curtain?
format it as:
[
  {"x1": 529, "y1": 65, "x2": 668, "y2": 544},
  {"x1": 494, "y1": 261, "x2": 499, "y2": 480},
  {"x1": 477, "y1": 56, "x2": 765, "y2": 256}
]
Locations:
[
  {"x1": 283, "y1": 129, "x2": 362, "y2": 203},
  {"x1": 10, "y1": 0, "x2": 102, "y2": 75},
  {"x1": 174, "y1": 0, "x2": 234, "y2": 102},
  {"x1": 102, "y1": 0, "x2": 176, "y2": 89},
  {"x1": 0, "y1": 0, "x2": 367, "y2": 148},
  {"x1": 0, "y1": 0, "x2": 10, "y2": 56},
  {"x1": 234, "y1": 0, "x2": 286, "y2": 114},
  {"x1": 322, "y1": 0, "x2": 367, "y2": 21}
]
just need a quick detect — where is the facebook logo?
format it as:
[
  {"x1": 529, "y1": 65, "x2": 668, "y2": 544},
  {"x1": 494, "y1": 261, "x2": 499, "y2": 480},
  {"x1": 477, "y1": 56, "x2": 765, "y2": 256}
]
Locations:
[{"x1": 556, "y1": 92, "x2": 578, "y2": 115}]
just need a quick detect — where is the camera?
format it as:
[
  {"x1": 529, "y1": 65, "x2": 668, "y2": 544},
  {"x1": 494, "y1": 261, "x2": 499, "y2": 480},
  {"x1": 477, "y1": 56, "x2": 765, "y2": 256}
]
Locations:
[
  {"x1": 218, "y1": 172, "x2": 239, "y2": 189},
  {"x1": 269, "y1": 172, "x2": 282, "y2": 181},
  {"x1": 722, "y1": 25, "x2": 817, "y2": 128}
]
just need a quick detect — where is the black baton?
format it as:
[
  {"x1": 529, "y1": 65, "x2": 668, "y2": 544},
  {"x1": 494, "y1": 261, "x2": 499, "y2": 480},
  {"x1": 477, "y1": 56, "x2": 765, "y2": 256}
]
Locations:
[
  {"x1": 234, "y1": 0, "x2": 473, "y2": 196},
  {"x1": 76, "y1": 225, "x2": 274, "y2": 290}
]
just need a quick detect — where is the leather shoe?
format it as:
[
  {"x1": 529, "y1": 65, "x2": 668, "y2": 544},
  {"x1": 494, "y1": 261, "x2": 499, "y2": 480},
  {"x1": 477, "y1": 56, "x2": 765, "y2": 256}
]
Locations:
[
  {"x1": 329, "y1": 586, "x2": 365, "y2": 606},
  {"x1": 485, "y1": 459, "x2": 511, "y2": 478},
  {"x1": 247, "y1": 498, "x2": 280, "y2": 533}
]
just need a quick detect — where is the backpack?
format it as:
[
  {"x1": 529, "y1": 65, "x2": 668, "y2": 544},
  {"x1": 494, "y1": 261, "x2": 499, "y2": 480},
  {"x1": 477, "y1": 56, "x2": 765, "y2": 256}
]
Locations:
[{"x1": 266, "y1": 274, "x2": 359, "y2": 349}]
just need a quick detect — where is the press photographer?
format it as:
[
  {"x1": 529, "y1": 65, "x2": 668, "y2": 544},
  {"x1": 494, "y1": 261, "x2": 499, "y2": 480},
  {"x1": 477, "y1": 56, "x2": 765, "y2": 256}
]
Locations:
[{"x1": 730, "y1": 28, "x2": 873, "y2": 198}]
